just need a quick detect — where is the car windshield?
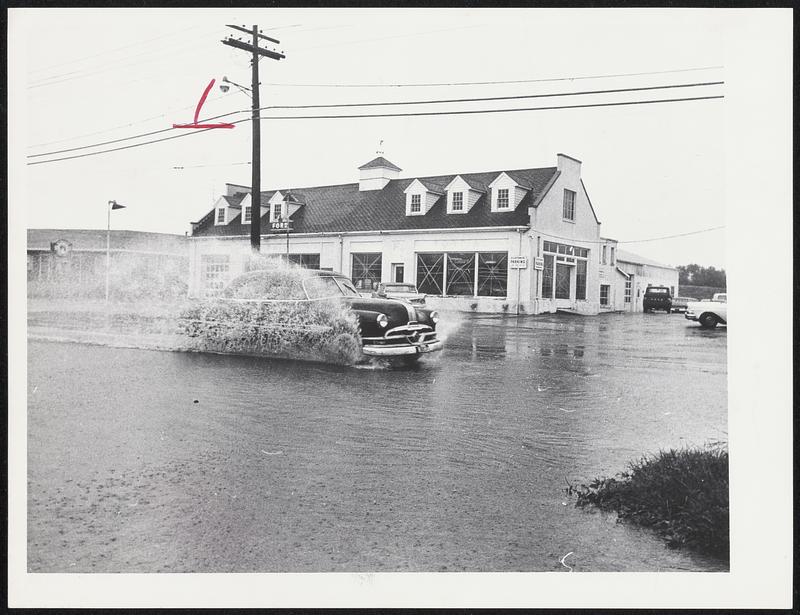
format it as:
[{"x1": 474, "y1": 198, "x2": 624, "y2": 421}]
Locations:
[
  {"x1": 384, "y1": 284, "x2": 416, "y2": 293},
  {"x1": 303, "y1": 275, "x2": 360, "y2": 299},
  {"x1": 646, "y1": 288, "x2": 668, "y2": 294}
]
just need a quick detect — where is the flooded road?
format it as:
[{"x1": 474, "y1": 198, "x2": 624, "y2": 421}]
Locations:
[{"x1": 27, "y1": 312, "x2": 727, "y2": 572}]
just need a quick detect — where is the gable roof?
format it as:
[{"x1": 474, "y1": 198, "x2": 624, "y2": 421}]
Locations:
[
  {"x1": 358, "y1": 156, "x2": 402, "y2": 171},
  {"x1": 405, "y1": 178, "x2": 446, "y2": 195},
  {"x1": 192, "y1": 166, "x2": 559, "y2": 237},
  {"x1": 617, "y1": 249, "x2": 676, "y2": 270},
  {"x1": 221, "y1": 194, "x2": 245, "y2": 207}
]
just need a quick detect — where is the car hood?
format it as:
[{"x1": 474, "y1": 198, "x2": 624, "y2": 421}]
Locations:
[{"x1": 343, "y1": 295, "x2": 417, "y2": 322}]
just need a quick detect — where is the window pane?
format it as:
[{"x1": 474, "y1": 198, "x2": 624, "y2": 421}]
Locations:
[
  {"x1": 576, "y1": 259, "x2": 587, "y2": 300},
  {"x1": 497, "y1": 188, "x2": 509, "y2": 209},
  {"x1": 477, "y1": 252, "x2": 508, "y2": 297},
  {"x1": 541, "y1": 254, "x2": 554, "y2": 298},
  {"x1": 555, "y1": 264, "x2": 571, "y2": 299},
  {"x1": 600, "y1": 284, "x2": 610, "y2": 306},
  {"x1": 202, "y1": 254, "x2": 229, "y2": 296},
  {"x1": 351, "y1": 252, "x2": 382, "y2": 290},
  {"x1": 416, "y1": 253, "x2": 444, "y2": 295},
  {"x1": 452, "y1": 192, "x2": 463, "y2": 211},
  {"x1": 446, "y1": 252, "x2": 475, "y2": 295},
  {"x1": 217, "y1": 208, "x2": 225, "y2": 223}
]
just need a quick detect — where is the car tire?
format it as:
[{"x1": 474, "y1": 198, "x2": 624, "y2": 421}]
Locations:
[{"x1": 700, "y1": 313, "x2": 718, "y2": 329}]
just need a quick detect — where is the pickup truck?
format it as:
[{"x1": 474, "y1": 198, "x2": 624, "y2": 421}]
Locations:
[{"x1": 685, "y1": 293, "x2": 727, "y2": 328}]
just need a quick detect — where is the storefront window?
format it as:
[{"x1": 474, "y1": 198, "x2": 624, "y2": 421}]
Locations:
[
  {"x1": 477, "y1": 252, "x2": 508, "y2": 297},
  {"x1": 445, "y1": 253, "x2": 475, "y2": 295},
  {"x1": 351, "y1": 252, "x2": 382, "y2": 290},
  {"x1": 417, "y1": 251, "x2": 508, "y2": 297},
  {"x1": 417, "y1": 253, "x2": 444, "y2": 295},
  {"x1": 287, "y1": 253, "x2": 320, "y2": 269}
]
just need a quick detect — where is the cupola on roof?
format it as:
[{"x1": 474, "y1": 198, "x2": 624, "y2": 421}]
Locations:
[{"x1": 358, "y1": 156, "x2": 402, "y2": 172}]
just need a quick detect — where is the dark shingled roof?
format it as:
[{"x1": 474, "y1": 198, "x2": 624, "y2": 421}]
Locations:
[
  {"x1": 357, "y1": 156, "x2": 402, "y2": 172},
  {"x1": 221, "y1": 194, "x2": 245, "y2": 207},
  {"x1": 192, "y1": 166, "x2": 558, "y2": 237}
]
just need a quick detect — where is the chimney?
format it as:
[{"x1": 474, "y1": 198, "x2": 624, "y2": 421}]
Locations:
[
  {"x1": 358, "y1": 156, "x2": 402, "y2": 191},
  {"x1": 556, "y1": 153, "x2": 582, "y2": 178}
]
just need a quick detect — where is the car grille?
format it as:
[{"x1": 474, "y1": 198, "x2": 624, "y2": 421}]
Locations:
[{"x1": 362, "y1": 323, "x2": 436, "y2": 345}]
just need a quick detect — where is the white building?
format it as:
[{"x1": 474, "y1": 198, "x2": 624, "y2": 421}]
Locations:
[{"x1": 188, "y1": 153, "x2": 677, "y2": 315}]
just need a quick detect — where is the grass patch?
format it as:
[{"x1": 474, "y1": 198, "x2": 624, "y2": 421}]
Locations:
[{"x1": 567, "y1": 444, "x2": 729, "y2": 560}]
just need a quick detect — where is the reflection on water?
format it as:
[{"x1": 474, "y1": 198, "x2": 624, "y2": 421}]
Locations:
[{"x1": 27, "y1": 312, "x2": 727, "y2": 572}]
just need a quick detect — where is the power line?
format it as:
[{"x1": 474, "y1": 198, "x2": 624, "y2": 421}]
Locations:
[
  {"x1": 27, "y1": 95, "x2": 723, "y2": 166},
  {"x1": 263, "y1": 65, "x2": 725, "y2": 88},
  {"x1": 254, "y1": 80, "x2": 723, "y2": 112},
  {"x1": 253, "y1": 95, "x2": 724, "y2": 121},
  {"x1": 27, "y1": 108, "x2": 248, "y2": 158},
  {"x1": 539, "y1": 225, "x2": 725, "y2": 246},
  {"x1": 618, "y1": 225, "x2": 726, "y2": 244},
  {"x1": 28, "y1": 25, "x2": 209, "y2": 74},
  {"x1": 27, "y1": 92, "x2": 239, "y2": 149},
  {"x1": 28, "y1": 81, "x2": 722, "y2": 158},
  {"x1": 27, "y1": 117, "x2": 250, "y2": 166}
]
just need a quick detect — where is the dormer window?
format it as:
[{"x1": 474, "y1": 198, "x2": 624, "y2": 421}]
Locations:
[
  {"x1": 497, "y1": 189, "x2": 509, "y2": 210},
  {"x1": 243, "y1": 205, "x2": 252, "y2": 223},
  {"x1": 216, "y1": 208, "x2": 226, "y2": 223},
  {"x1": 452, "y1": 192, "x2": 463, "y2": 211},
  {"x1": 410, "y1": 194, "x2": 421, "y2": 213}
]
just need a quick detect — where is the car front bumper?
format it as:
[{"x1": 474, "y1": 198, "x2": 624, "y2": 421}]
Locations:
[
  {"x1": 684, "y1": 311, "x2": 699, "y2": 321},
  {"x1": 361, "y1": 339, "x2": 443, "y2": 356}
]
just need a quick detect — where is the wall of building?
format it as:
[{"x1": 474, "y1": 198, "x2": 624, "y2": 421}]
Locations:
[
  {"x1": 189, "y1": 228, "x2": 532, "y2": 312},
  {"x1": 616, "y1": 261, "x2": 680, "y2": 312},
  {"x1": 528, "y1": 155, "x2": 603, "y2": 315}
]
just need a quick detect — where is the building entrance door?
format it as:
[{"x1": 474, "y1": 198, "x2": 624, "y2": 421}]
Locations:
[
  {"x1": 554, "y1": 263, "x2": 572, "y2": 307},
  {"x1": 392, "y1": 263, "x2": 404, "y2": 283}
]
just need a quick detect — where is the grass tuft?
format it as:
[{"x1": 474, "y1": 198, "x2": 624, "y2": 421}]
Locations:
[{"x1": 568, "y1": 444, "x2": 729, "y2": 560}]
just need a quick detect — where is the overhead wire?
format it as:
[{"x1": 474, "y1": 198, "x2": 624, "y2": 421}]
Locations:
[
  {"x1": 27, "y1": 92, "x2": 240, "y2": 149},
  {"x1": 539, "y1": 225, "x2": 725, "y2": 246},
  {"x1": 262, "y1": 65, "x2": 725, "y2": 88},
  {"x1": 28, "y1": 80, "x2": 723, "y2": 158},
  {"x1": 27, "y1": 94, "x2": 724, "y2": 166}
]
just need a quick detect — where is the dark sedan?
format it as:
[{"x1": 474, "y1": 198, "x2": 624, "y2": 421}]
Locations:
[{"x1": 181, "y1": 268, "x2": 442, "y2": 364}]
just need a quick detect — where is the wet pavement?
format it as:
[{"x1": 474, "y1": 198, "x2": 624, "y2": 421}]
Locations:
[{"x1": 27, "y1": 311, "x2": 727, "y2": 572}]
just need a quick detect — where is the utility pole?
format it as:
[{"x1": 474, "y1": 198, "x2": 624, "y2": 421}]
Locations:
[{"x1": 222, "y1": 25, "x2": 285, "y2": 253}]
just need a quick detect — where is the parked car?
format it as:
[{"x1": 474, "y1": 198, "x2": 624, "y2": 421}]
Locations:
[
  {"x1": 372, "y1": 282, "x2": 427, "y2": 305},
  {"x1": 670, "y1": 296, "x2": 698, "y2": 313},
  {"x1": 181, "y1": 268, "x2": 442, "y2": 364},
  {"x1": 642, "y1": 286, "x2": 673, "y2": 313},
  {"x1": 685, "y1": 293, "x2": 727, "y2": 329}
]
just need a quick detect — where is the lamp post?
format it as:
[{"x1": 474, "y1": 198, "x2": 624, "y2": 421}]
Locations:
[{"x1": 106, "y1": 200, "x2": 126, "y2": 302}]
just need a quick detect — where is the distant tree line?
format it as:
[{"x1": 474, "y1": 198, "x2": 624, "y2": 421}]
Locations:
[{"x1": 677, "y1": 264, "x2": 726, "y2": 288}]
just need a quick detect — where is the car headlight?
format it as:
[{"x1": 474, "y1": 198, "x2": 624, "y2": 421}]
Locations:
[
  {"x1": 377, "y1": 313, "x2": 389, "y2": 328},
  {"x1": 430, "y1": 310, "x2": 439, "y2": 324}
]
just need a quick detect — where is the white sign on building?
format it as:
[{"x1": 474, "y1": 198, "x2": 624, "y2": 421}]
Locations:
[
  {"x1": 533, "y1": 257, "x2": 544, "y2": 270},
  {"x1": 509, "y1": 256, "x2": 528, "y2": 269}
]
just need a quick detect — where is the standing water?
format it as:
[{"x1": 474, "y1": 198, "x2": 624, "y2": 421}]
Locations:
[{"x1": 27, "y1": 311, "x2": 727, "y2": 572}]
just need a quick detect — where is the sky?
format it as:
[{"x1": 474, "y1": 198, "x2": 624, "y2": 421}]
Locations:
[{"x1": 10, "y1": 8, "x2": 749, "y2": 268}]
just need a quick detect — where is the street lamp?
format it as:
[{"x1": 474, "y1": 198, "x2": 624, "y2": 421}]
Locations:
[
  {"x1": 106, "y1": 200, "x2": 126, "y2": 302},
  {"x1": 219, "y1": 76, "x2": 253, "y2": 98}
]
